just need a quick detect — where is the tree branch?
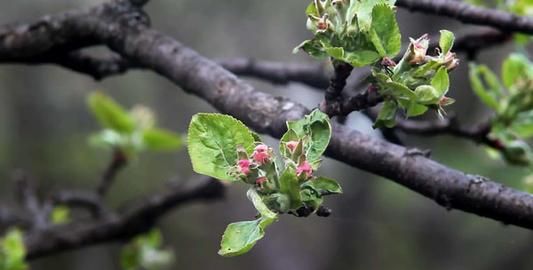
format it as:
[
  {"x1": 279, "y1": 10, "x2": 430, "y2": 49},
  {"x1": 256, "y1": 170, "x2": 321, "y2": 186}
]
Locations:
[
  {"x1": 0, "y1": 1, "x2": 531, "y2": 260},
  {"x1": 25, "y1": 178, "x2": 224, "y2": 259},
  {"x1": 396, "y1": 0, "x2": 533, "y2": 34}
]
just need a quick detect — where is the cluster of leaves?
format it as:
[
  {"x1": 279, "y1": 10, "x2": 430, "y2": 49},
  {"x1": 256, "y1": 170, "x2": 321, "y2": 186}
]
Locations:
[
  {"x1": 470, "y1": 53, "x2": 533, "y2": 165},
  {"x1": 294, "y1": 0, "x2": 400, "y2": 67},
  {"x1": 188, "y1": 109, "x2": 341, "y2": 256},
  {"x1": 121, "y1": 229, "x2": 175, "y2": 270},
  {"x1": 88, "y1": 92, "x2": 183, "y2": 156},
  {"x1": 0, "y1": 229, "x2": 27, "y2": 270},
  {"x1": 295, "y1": 0, "x2": 459, "y2": 127},
  {"x1": 372, "y1": 31, "x2": 458, "y2": 127}
]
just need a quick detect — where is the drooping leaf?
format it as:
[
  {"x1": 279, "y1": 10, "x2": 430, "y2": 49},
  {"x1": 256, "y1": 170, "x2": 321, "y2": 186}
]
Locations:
[
  {"x1": 188, "y1": 113, "x2": 255, "y2": 181},
  {"x1": 218, "y1": 220, "x2": 264, "y2": 257},
  {"x1": 88, "y1": 92, "x2": 135, "y2": 134}
]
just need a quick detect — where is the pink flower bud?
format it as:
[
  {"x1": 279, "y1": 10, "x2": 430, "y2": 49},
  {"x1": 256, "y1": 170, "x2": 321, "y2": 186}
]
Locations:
[
  {"x1": 255, "y1": 176, "x2": 268, "y2": 186},
  {"x1": 252, "y1": 144, "x2": 271, "y2": 165},
  {"x1": 286, "y1": 141, "x2": 299, "y2": 153},
  {"x1": 238, "y1": 159, "x2": 251, "y2": 175},
  {"x1": 296, "y1": 161, "x2": 313, "y2": 178}
]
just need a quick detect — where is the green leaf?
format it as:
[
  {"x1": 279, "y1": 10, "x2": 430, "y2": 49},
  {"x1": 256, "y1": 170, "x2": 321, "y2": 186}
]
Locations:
[
  {"x1": 502, "y1": 53, "x2": 532, "y2": 89},
  {"x1": 510, "y1": 111, "x2": 533, "y2": 138},
  {"x1": 142, "y1": 128, "x2": 183, "y2": 151},
  {"x1": 187, "y1": 113, "x2": 255, "y2": 181},
  {"x1": 293, "y1": 39, "x2": 327, "y2": 58},
  {"x1": 469, "y1": 63, "x2": 501, "y2": 111},
  {"x1": 0, "y1": 229, "x2": 28, "y2": 270},
  {"x1": 218, "y1": 220, "x2": 264, "y2": 257},
  {"x1": 431, "y1": 67, "x2": 450, "y2": 97},
  {"x1": 415, "y1": 85, "x2": 440, "y2": 105},
  {"x1": 50, "y1": 206, "x2": 70, "y2": 225},
  {"x1": 439, "y1": 30, "x2": 455, "y2": 55},
  {"x1": 304, "y1": 177, "x2": 342, "y2": 195},
  {"x1": 279, "y1": 167, "x2": 302, "y2": 210},
  {"x1": 325, "y1": 47, "x2": 345, "y2": 60},
  {"x1": 286, "y1": 109, "x2": 332, "y2": 164},
  {"x1": 88, "y1": 92, "x2": 135, "y2": 134},
  {"x1": 345, "y1": 50, "x2": 381, "y2": 67},
  {"x1": 121, "y1": 229, "x2": 174, "y2": 270},
  {"x1": 369, "y1": 4, "x2": 401, "y2": 57},
  {"x1": 374, "y1": 100, "x2": 398, "y2": 128},
  {"x1": 406, "y1": 102, "x2": 429, "y2": 117},
  {"x1": 385, "y1": 81, "x2": 416, "y2": 100}
]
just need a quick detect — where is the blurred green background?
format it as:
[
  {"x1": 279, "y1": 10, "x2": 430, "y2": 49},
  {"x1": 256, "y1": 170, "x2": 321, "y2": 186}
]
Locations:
[{"x1": 0, "y1": 0, "x2": 532, "y2": 269}]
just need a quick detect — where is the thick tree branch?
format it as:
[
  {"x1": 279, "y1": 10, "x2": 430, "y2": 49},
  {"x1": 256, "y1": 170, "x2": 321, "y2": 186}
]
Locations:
[
  {"x1": 25, "y1": 178, "x2": 224, "y2": 259},
  {"x1": 396, "y1": 0, "x2": 533, "y2": 34}
]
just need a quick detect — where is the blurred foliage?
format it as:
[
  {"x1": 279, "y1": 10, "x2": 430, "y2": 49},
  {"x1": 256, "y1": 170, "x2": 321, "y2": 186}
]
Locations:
[
  {"x1": 0, "y1": 229, "x2": 27, "y2": 270},
  {"x1": 469, "y1": 53, "x2": 533, "y2": 165},
  {"x1": 88, "y1": 92, "x2": 183, "y2": 157},
  {"x1": 121, "y1": 229, "x2": 174, "y2": 270},
  {"x1": 50, "y1": 205, "x2": 71, "y2": 225}
]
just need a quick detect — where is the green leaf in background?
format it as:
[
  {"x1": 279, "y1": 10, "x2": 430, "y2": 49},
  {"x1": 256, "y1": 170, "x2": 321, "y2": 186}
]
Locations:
[
  {"x1": 369, "y1": 4, "x2": 401, "y2": 57},
  {"x1": 502, "y1": 53, "x2": 532, "y2": 90},
  {"x1": 50, "y1": 205, "x2": 70, "y2": 225},
  {"x1": 286, "y1": 109, "x2": 332, "y2": 165},
  {"x1": 510, "y1": 111, "x2": 533, "y2": 138},
  {"x1": 88, "y1": 92, "x2": 135, "y2": 134},
  {"x1": 0, "y1": 229, "x2": 28, "y2": 270},
  {"x1": 469, "y1": 64, "x2": 502, "y2": 111},
  {"x1": 439, "y1": 30, "x2": 455, "y2": 55},
  {"x1": 187, "y1": 113, "x2": 256, "y2": 181},
  {"x1": 304, "y1": 177, "x2": 343, "y2": 195},
  {"x1": 121, "y1": 229, "x2": 174, "y2": 270},
  {"x1": 218, "y1": 220, "x2": 264, "y2": 257},
  {"x1": 142, "y1": 128, "x2": 182, "y2": 151}
]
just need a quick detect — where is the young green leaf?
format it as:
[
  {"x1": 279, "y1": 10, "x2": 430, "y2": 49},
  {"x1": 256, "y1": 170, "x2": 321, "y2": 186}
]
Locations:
[
  {"x1": 286, "y1": 109, "x2": 332, "y2": 164},
  {"x1": 187, "y1": 113, "x2": 255, "y2": 181},
  {"x1": 369, "y1": 4, "x2": 401, "y2": 57},
  {"x1": 439, "y1": 30, "x2": 455, "y2": 55},
  {"x1": 469, "y1": 64, "x2": 501, "y2": 111},
  {"x1": 142, "y1": 128, "x2": 183, "y2": 151},
  {"x1": 501, "y1": 53, "x2": 532, "y2": 90},
  {"x1": 279, "y1": 167, "x2": 302, "y2": 210},
  {"x1": 374, "y1": 100, "x2": 398, "y2": 128},
  {"x1": 304, "y1": 177, "x2": 343, "y2": 195},
  {"x1": 431, "y1": 67, "x2": 450, "y2": 97},
  {"x1": 88, "y1": 92, "x2": 135, "y2": 134}
]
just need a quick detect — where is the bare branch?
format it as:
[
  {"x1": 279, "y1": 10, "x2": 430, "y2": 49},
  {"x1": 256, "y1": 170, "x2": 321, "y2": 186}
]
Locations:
[
  {"x1": 396, "y1": 0, "x2": 533, "y2": 34},
  {"x1": 96, "y1": 149, "x2": 128, "y2": 198},
  {"x1": 26, "y1": 178, "x2": 224, "y2": 259}
]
